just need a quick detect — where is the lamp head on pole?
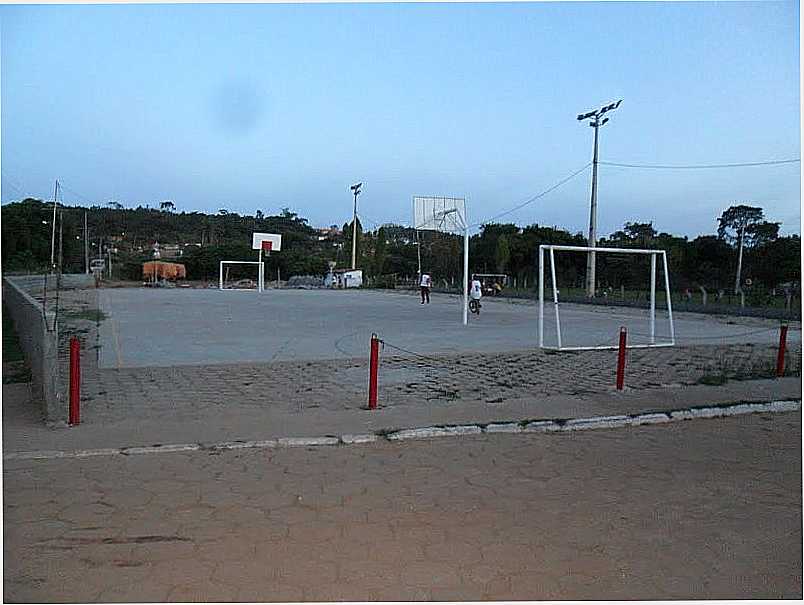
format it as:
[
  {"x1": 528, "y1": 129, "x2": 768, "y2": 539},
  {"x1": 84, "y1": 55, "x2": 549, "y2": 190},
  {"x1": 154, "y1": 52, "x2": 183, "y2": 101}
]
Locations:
[
  {"x1": 350, "y1": 182, "x2": 362, "y2": 196},
  {"x1": 577, "y1": 99, "x2": 622, "y2": 126}
]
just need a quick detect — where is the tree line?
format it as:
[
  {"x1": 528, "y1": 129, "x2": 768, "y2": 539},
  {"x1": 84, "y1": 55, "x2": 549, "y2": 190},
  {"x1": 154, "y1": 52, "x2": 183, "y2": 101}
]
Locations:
[{"x1": 1, "y1": 198, "x2": 799, "y2": 301}]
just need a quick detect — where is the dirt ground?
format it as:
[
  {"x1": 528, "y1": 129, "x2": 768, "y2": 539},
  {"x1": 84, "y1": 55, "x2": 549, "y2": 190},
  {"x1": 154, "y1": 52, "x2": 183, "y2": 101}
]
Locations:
[{"x1": 4, "y1": 412, "x2": 801, "y2": 602}]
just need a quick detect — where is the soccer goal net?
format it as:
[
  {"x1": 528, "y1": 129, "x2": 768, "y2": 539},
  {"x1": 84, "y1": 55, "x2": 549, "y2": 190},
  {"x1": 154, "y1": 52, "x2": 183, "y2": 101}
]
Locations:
[
  {"x1": 219, "y1": 261, "x2": 264, "y2": 291},
  {"x1": 538, "y1": 245, "x2": 676, "y2": 351}
]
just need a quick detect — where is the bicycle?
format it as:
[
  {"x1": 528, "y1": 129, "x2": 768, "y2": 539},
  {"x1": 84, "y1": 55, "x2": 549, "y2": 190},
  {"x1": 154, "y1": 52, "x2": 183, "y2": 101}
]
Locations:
[{"x1": 469, "y1": 298, "x2": 482, "y2": 315}]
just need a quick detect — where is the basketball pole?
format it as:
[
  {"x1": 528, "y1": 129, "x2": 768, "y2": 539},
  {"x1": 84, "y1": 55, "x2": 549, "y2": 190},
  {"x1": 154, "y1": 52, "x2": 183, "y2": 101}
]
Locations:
[
  {"x1": 462, "y1": 226, "x2": 469, "y2": 326},
  {"x1": 258, "y1": 248, "x2": 263, "y2": 292},
  {"x1": 650, "y1": 253, "x2": 656, "y2": 344}
]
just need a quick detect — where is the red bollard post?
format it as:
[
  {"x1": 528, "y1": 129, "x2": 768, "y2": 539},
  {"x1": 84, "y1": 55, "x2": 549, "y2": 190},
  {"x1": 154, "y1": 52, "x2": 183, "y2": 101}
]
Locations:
[
  {"x1": 776, "y1": 324, "x2": 789, "y2": 378},
  {"x1": 616, "y1": 327, "x2": 627, "y2": 391},
  {"x1": 368, "y1": 333, "x2": 379, "y2": 410},
  {"x1": 69, "y1": 337, "x2": 81, "y2": 425}
]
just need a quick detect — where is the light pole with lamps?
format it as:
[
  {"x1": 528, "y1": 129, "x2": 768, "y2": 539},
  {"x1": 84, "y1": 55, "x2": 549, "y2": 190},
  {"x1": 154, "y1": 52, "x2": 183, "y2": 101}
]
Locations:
[
  {"x1": 350, "y1": 182, "x2": 362, "y2": 270},
  {"x1": 577, "y1": 99, "x2": 622, "y2": 297}
]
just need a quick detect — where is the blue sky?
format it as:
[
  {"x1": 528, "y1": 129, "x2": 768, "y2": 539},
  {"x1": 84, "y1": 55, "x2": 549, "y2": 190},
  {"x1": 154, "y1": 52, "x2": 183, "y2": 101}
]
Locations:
[{"x1": 1, "y1": 1, "x2": 800, "y2": 237}]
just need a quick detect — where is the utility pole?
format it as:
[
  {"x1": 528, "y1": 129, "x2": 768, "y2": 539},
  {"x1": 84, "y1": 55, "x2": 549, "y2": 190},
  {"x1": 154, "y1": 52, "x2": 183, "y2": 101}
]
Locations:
[
  {"x1": 50, "y1": 179, "x2": 59, "y2": 270},
  {"x1": 84, "y1": 211, "x2": 89, "y2": 274},
  {"x1": 57, "y1": 210, "x2": 64, "y2": 274},
  {"x1": 350, "y1": 182, "x2": 362, "y2": 270},
  {"x1": 734, "y1": 226, "x2": 745, "y2": 295},
  {"x1": 577, "y1": 100, "x2": 622, "y2": 297}
]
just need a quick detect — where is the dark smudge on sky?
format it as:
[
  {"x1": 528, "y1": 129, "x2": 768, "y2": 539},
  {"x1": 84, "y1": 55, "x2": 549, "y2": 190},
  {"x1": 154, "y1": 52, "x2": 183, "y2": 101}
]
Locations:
[{"x1": 211, "y1": 79, "x2": 266, "y2": 136}]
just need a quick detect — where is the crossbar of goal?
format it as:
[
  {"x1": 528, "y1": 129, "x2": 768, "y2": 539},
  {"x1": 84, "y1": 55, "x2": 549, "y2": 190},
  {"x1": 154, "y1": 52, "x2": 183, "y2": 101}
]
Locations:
[
  {"x1": 219, "y1": 260, "x2": 264, "y2": 292},
  {"x1": 538, "y1": 245, "x2": 676, "y2": 351}
]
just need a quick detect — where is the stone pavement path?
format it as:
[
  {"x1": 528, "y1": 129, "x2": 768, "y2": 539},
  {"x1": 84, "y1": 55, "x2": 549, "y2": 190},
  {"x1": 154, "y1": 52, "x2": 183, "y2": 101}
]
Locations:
[
  {"x1": 45, "y1": 286, "x2": 803, "y2": 424},
  {"x1": 4, "y1": 412, "x2": 801, "y2": 602},
  {"x1": 81, "y1": 343, "x2": 802, "y2": 425}
]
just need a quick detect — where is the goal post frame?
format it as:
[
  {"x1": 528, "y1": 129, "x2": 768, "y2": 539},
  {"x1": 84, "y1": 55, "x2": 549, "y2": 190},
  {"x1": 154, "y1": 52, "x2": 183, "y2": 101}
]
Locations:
[
  {"x1": 219, "y1": 260, "x2": 264, "y2": 292},
  {"x1": 538, "y1": 245, "x2": 676, "y2": 351}
]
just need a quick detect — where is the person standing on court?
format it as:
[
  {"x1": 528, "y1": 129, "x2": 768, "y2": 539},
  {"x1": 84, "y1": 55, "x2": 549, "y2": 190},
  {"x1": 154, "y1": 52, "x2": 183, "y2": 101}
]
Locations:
[{"x1": 419, "y1": 271, "x2": 432, "y2": 304}]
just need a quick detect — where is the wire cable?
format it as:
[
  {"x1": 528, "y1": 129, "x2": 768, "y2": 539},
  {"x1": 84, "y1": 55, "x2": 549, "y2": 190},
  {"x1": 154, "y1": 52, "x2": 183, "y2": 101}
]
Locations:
[
  {"x1": 628, "y1": 326, "x2": 779, "y2": 341},
  {"x1": 600, "y1": 159, "x2": 800, "y2": 170},
  {"x1": 471, "y1": 162, "x2": 592, "y2": 228},
  {"x1": 1, "y1": 170, "x2": 27, "y2": 199},
  {"x1": 58, "y1": 182, "x2": 97, "y2": 206}
]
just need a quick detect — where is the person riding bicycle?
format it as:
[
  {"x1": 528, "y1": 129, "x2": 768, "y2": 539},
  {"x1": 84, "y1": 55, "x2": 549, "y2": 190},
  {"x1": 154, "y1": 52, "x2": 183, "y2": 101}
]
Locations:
[{"x1": 469, "y1": 278, "x2": 483, "y2": 312}]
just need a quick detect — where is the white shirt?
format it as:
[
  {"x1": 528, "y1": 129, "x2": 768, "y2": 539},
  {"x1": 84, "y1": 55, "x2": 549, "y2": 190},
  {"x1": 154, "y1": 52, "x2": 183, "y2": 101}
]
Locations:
[
  {"x1": 470, "y1": 280, "x2": 482, "y2": 300},
  {"x1": 419, "y1": 274, "x2": 431, "y2": 287}
]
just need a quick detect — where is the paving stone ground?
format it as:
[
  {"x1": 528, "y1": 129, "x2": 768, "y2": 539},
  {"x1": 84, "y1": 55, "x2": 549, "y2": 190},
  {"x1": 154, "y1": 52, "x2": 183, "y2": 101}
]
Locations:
[
  {"x1": 4, "y1": 412, "x2": 801, "y2": 602},
  {"x1": 80, "y1": 342, "x2": 802, "y2": 424},
  {"x1": 45, "y1": 286, "x2": 800, "y2": 425}
]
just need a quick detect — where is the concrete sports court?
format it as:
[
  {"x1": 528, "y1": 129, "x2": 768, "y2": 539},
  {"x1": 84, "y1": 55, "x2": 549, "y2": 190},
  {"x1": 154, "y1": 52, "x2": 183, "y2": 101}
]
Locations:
[{"x1": 98, "y1": 288, "x2": 798, "y2": 369}]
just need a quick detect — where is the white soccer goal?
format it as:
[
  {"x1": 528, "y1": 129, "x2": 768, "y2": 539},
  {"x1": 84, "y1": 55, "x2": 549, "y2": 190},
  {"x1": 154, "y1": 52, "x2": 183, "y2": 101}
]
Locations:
[
  {"x1": 219, "y1": 261, "x2": 264, "y2": 291},
  {"x1": 538, "y1": 245, "x2": 676, "y2": 351},
  {"x1": 218, "y1": 233, "x2": 282, "y2": 293}
]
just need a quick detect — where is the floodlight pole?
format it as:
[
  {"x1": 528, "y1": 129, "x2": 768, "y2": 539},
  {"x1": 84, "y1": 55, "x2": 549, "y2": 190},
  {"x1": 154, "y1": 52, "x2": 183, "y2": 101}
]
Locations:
[
  {"x1": 586, "y1": 122, "x2": 599, "y2": 298},
  {"x1": 84, "y1": 211, "x2": 89, "y2": 274},
  {"x1": 350, "y1": 182, "x2": 362, "y2": 270},
  {"x1": 50, "y1": 179, "x2": 59, "y2": 270},
  {"x1": 577, "y1": 100, "x2": 622, "y2": 297}
]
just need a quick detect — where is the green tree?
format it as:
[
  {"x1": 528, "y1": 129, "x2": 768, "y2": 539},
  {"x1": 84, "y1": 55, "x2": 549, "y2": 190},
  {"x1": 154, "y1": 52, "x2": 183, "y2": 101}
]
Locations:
[
  {"x1": 373, "y1": 226, "x2": 388, "y2": 277},
  {"x1": 717, "y1": 205, "x2": 765, "y2": 294},
  {"x1": 495, "y1": 235, "x2": 511, "y2": 273},
  {"x1": 750, "y1": 235, "x2": 800, "y2": 290}
]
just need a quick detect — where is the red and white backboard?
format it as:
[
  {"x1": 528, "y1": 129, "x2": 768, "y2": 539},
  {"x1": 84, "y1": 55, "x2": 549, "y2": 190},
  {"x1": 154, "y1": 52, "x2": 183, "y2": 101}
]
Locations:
[{"x1": 252, "y1": 233, "x2": 282, "y2": 252}]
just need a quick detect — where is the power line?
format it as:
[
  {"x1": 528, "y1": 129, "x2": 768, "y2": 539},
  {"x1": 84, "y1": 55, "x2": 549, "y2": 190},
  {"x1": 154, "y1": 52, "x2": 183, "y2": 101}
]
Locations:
[
  {"x1": 601, "y1": 158, "x2": 800, "y2": 170},
  {"x1": 471, "y1": 162, "x2": 592, "y2": 227},
  {"x1": 58, "y1": 182, "x2": 97, "y2": 206},
  {"x1": 358, "y1": 212, "x2": 410, "y2": 231},
  {"x1": 356, "y1": 212, "x2": 382, "y2": 229},
  {"x1": 1, "y1": 170, "x2": 27, "y2": 198}
]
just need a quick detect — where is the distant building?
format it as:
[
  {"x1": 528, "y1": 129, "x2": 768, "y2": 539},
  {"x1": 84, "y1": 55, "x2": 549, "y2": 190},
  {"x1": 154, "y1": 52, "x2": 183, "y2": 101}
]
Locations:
[
  {"x1": 152, "y1": 242, "x2": 184, "y2": 259},
  {"x1": 143, "y1": 261, "x2": 186, "y2": 281},
  {"x1": 332, "y1": 268, "x2": 363, "y2": 288},
  {"x1": 317, "y1": 226, "x2": 342, "y2": 241},
  {"x1": 160, "y1": 245, "x2": 183, "y2": 259}
]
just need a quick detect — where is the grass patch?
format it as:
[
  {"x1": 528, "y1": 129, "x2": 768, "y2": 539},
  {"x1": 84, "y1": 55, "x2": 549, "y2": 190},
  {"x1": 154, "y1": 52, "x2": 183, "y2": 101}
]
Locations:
[
  {"x1": 2, "y1": 305, "x2": 31, "y2": 383},
  {"x1": 62, "y1": 309, "x2": 106, "y2": 323},
  {"x1": 697, "y1": 346, "x2": 802, "y2": 386},
  {"x1": 698, "y1": 373, "x2": 728, "y2": 386},
  {"x1": 3, "y1": 361, "x2": 31, "y2": 384},
  {"x1": 2, "y1": 304, "x2": 25, "y2": 363}
]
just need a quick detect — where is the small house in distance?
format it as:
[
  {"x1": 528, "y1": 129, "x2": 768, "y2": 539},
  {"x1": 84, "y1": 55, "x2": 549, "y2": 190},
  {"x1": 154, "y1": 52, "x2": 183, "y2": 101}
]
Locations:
[
  {"x1": 143, "y1": 261, "x2": 186, "y2": 282},
  {"x1": 332, "y1": 268, "x2": 363, "y2": 288}
]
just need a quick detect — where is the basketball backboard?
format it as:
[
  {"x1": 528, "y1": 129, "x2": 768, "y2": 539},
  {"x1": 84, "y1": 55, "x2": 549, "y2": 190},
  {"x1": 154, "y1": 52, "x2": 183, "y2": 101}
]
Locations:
[
  {"x1": 413, "y1": 197, "x2": 467, "y2": 234},
  {"x1": 252, "y1": 233, "x2": 282, "y2": 252}
]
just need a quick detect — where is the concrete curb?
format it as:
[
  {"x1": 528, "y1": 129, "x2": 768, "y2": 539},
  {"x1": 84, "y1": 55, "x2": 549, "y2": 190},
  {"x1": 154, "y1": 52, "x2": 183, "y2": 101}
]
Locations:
[{"x1": 4, "y1": 399, "x2": 800, "y2": 462}]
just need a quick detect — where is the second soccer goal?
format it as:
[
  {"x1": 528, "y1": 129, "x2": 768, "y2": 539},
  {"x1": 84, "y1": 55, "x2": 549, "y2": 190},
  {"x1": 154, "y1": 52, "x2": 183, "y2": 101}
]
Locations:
[{"x1": 538, "y1": 245, "x2": 676, "y2": 351}]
